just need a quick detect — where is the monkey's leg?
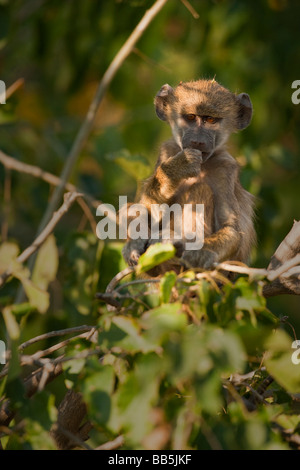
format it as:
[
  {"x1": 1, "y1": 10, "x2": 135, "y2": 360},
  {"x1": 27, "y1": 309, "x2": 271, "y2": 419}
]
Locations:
[{"x1": 180, "y1": 182, "x2": 245, "y2": 269}]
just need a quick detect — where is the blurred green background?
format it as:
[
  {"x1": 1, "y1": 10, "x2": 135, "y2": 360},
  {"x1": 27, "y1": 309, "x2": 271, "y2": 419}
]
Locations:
[{"x1": 0, "y1": 0, "x2": 299, "y2": 333}]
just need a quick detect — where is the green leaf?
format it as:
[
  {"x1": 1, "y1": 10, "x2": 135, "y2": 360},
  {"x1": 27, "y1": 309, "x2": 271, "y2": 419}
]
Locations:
[
  {"x1": 11, "y1": 263, "x2": 49, "y2": 314},
  {"x1": 141, "y1": 303, "x2": 187, "y2": 332},
  {"x1": 116, "y1": 353, "x2": 161, "y2": 442},
  {"x1": 264, "y1": 330, "x2": 300, "y2": 393},
  {"x1": 21, "y1": 278, "x2": 49, "y2": 314},
  {"x1": 0, "y1": 241, "x2": 19, "y2": 272},
  {"x1": 113, "y1": 149, "x2": 151, "y2": 181},
  {"x1": 160, "y1": 271, "x2": 176, "y2": 303},
  {"x1": 97, "y1": 315, "x2": 157, "y2": 354},
  {"x1": 2, "y1": 306, "x2": 20, "y2": 340},
  {"x1": 32, "y1": 234, "x2": 59, "y2": 290},
  {"x1": 63, "y1": 232, "x2": 107, "y2": 314},
  {"x1": 10, "y1": 302, "x2": 35, "y2": 317},
  {"x1": 22, "y1": 420, "x2": 57, "y2": 450},
  {"x1": 137, "y1": 243, "x2": 176, "y2": 274},
  {"x1": 21, "y1": 391, "x2": 57, "y2": 429},
  {"x1": 80, "y1": 362, "x2": 115, "y2": 427}
]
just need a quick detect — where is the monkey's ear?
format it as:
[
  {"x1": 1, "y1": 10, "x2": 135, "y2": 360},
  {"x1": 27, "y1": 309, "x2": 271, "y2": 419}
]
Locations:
[
  {"x1": 154, "y1": 84, "x2": 174, "y2": 121},
  {"x1": 236, "y1": 93, "x2": 253, "y2": 130}
]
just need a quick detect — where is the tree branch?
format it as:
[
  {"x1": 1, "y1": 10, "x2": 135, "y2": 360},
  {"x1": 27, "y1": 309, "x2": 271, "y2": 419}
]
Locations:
[
  {"x1": 0, "y1": 150, "x2": 100, "y2": 209},
  {"x1": 263, "y1": 220, "x2": 300, "y2": 297},
  {"x1": 0, "y1": 191, "x2": 81, "y2": 288},
  {"x1": 34, "y1": 0, "x2": 169, "y2": 239}
]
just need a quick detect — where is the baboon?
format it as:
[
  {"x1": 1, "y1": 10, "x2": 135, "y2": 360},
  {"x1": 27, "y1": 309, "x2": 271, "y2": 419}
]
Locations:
[{"x1": 122, "y1": 79, "x2": 256, "y2": 274}]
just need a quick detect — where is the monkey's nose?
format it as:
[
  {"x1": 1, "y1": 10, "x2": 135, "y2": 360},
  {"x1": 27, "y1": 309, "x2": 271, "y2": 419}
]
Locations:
[{"x1": 191, "y1": 141, "x2": 206, "y2": 151}]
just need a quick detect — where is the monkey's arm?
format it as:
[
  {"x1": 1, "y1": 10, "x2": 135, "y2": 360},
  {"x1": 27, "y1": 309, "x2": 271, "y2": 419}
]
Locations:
[
  {"x1": 122, "y1": 145, "x2": 202, "y2": 266},
  {"x1": 140, "y1": 147, "x2": 203, "y2": 205},
  {"x1": 182, "y1": 161, "x2": 242, "y2": 269}
]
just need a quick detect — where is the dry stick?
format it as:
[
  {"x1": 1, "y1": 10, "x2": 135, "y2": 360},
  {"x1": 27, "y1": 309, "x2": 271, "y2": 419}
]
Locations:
[
  {"x1": 0, "y1": 341, "x2": 101, "y2": 382},
  {"x1": 0, "y1": 150, "x2": 98, "y2": 233},
  {"x1": 0, "y1": 78, "x2": 24, "y2": 103},
  {"x1": 0, "y1": 191, "x2": 81, "y2": 288},
  {"x1": 15, "y1": 0, "x2": 169, "y2": 303},
  {"x1": 263, "y1": 220, "x2": 300, "y2": 297},
  {"x1": 28, "y1": 331, "x2": 96, "y2": 360},
  {"x1": 5, "y1": 78, "x2": 24, "y2": 99},
  {"x1": 1, "y1": 167, "x2": 11, "y2": 241},
  {"x1": 180, "y1": 0, "x2": 200, "y2": 18},
  {"x1": 0, "y1": 363, "x2": 63, "y2": 427},
  {"x1": 0, "y1": 150, "x2": 100, "y2": 209},
  {"x1": 217, "y1": 257, "x2": 300, "y2": 283},
  {"x1": 216, "y1": 262, "x2": 268, "y2": 278},
  {"x1": 51, "y1": 424, "x2": 93, "y2": 451},
  {"x1": 96, "y1": 435, "x2": 125, "y2": 451},
  {"x1": 33, "y1": 0, "x2": 169, "y2": 239},
  {"x1": 105, "y1": 266, "x2": 135, "y2": 293},
  {"x1": 267, "y1": 253, "x2": 300, "y2": 282},
  {"x1": 19, "y1": 325, "x2": 94, "y2": 351}
]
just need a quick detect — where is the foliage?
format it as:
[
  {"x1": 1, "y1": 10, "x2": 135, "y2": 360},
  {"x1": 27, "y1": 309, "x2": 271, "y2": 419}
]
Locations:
[
  {"x1": 1, "y1": 240, "x2": 300, "y2": 450},
  {"x1": 0, "y1": 0, "x2": 300, "y2": 451}
]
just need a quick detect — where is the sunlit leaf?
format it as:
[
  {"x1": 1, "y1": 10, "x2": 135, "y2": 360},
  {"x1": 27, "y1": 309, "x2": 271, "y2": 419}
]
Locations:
[
  {"x1": 160, "y1": 271, "x2": 176, "y2": 303},
  {"x1": 113, "y1": 149, "x2": 151, "y2": 181},
  {"x1": 21, "y1": 279, "x2": 49, "y2": 314},
  {"x1": 32, "y1": 234, "x2": 59, "y2": 290},
  {"x1": 137, "y1": 243, "x2": 176, "y2": 274},
  {"x1": 264, "y1": 330, "x2": 300, "y2": 393}
]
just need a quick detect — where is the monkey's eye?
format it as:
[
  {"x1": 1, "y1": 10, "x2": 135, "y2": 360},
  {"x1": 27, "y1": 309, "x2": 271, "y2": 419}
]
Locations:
[
  {"x1": 184, "y1": 114, "x2": 196, "y2": 122},
  {"x1": 203, "y1": 116, "x2": 217, "y2": 124}
]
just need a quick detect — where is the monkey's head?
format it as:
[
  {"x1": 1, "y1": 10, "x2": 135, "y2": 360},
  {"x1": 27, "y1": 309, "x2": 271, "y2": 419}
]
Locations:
[{"x1": 154, "y1": 79, "x2": 252, "y2": 162}]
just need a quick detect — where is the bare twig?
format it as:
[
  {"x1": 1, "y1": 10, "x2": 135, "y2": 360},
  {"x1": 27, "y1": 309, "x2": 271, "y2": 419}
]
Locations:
[
  {"x1": 114, "y1": 277, "x2": 160, "y2": 292},
  {"x1": 241, "y1": 382, "x2": 269, "y2": 405},
  {"x1": 1, "y1": 167, "x2": 11, "y2": 241},
  {"x1": 34, "y1": 0, "x2": 169, "y2": 241},
  {"x1": 12, "y1": 0, "x2": 169, "y2": 304},
  {"x1": 24, "y1": 362, "x2": 63, "y2": 398},
  {"x1": 51, "y1": 424, "x2": 93, "y2": 450},
  {"x1": 19, "y1": 325, "x2": 94, "y2": 351},
  {"x1": 0, "y1": 150, "x2": 100, "y2": 209},
  {"x1": 132, "y1": 47, "x2": 171, "y2": 73},
  {"x1": 5, "y1": 78, "x2": 24, "y2": 100},
  {"x1": 95, "y1": 292, "x2": 122, "y2": 309},
  {"x1": 216, "y1": 262, "x2": 268, "y2": 278},
  {"x1": 180, "y1": 0, "x2": 199, "y2": 18},
  {"x1": 0, "y1": 191, "x2": 81, "y2": 288},
  {"x1": 217, "y1": 255, "x2": 300, "y2": 284},
  {"x1": 267, "y1": 253, "x2": 300, "y2": 282},
  {"x1": 105, "y1": 266, "x2": 135, "y2": 293},
  {"x1": 95, "y1": 435, "x2": 125, "y2": 451},
  {"x1": 76, "y1": 196, "x2": 97, "y2": 232},
  {"x1": 24, "y1": 332, "x2": 95, "y2": 361},
  {"x1": 263, "y1": 220, "x2": 300, "y2": 297}
]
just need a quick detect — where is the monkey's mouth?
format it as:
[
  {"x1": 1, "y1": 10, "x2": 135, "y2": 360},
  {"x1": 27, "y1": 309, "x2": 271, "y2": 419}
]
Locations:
[{"x1": 185, "y1": 143, "x2": 213, "y2": 162}]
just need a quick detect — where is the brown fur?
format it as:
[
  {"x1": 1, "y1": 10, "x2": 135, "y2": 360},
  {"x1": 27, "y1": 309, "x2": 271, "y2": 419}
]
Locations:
[{"x1": 122, "y1": 79, "x2": 256, "y2": 274}]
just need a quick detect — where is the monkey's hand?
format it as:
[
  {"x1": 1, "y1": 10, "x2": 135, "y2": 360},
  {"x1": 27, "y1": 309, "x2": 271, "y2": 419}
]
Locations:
[
  {"x1": 122, "y1": 238, "x2": 148, "y2": 266},
  {"x1": 161, "y1": 148, "x2": 203, "y2": 181},
  {"x1": 182, "y1": 248, "x2": 218, "y2": 270}
]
